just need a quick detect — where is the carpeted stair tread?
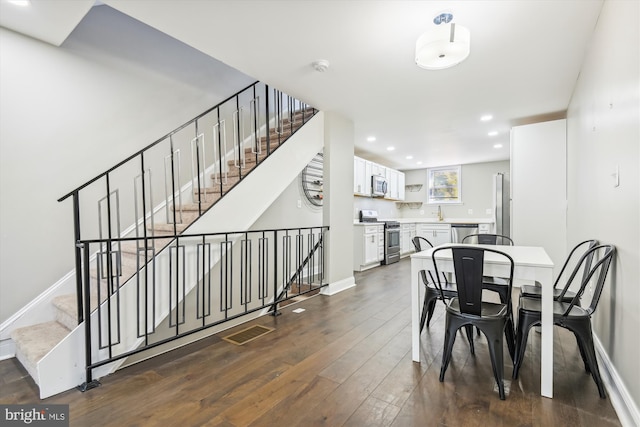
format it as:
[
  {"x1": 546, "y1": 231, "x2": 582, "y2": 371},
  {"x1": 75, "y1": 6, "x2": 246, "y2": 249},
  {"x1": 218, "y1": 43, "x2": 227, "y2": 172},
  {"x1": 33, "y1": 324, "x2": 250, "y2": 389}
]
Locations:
[{"x1": 11, "y1": 321, "x2": 70, "y2": 374}]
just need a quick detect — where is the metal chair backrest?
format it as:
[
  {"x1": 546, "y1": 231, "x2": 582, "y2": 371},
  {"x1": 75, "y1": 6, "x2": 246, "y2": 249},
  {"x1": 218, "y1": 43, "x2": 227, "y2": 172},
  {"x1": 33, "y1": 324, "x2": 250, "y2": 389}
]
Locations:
[
  {"x1": 432, "y1": 246, "x2": 515, "y2": 317},
  {"x1": 559, "y1": 244, "x2": 615, "y2": 316},
  {"x1": 462, "y1": 233, "x2": 514, "y2": 246},
  {"x1": 412, "y1": 236, "x2": 434, "y2": 252},
  {"x1": 553, "y1": 239, "x2": 599, "y2": 292}
]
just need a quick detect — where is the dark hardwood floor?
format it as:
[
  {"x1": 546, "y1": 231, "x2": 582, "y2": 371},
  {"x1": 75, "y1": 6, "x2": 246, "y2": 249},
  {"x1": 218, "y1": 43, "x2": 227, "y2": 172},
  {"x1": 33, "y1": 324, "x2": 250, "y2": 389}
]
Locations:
[{"x1": 0, "y1": 258, "x2": 621, "y2": 426}]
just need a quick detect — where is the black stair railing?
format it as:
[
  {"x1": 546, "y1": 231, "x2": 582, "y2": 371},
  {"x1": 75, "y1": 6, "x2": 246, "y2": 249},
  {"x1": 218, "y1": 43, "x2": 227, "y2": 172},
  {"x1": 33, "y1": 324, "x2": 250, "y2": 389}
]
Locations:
[
  {"x1": 58, "y1": 81, "x2": 318, "y2": 325},
  {"x1": 77, "y1": 226, "x2": 328, "y2": 392}
]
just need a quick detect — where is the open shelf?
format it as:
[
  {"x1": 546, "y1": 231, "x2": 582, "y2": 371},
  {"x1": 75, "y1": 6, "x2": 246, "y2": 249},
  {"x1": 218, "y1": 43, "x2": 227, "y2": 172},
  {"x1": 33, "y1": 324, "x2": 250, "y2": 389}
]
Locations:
[
  {"x1": 405, "y1": 184, "x2": 423, "y2": 192},
  {"x1": 396, "y1": 202, "x2": 423, "y2": 209}
]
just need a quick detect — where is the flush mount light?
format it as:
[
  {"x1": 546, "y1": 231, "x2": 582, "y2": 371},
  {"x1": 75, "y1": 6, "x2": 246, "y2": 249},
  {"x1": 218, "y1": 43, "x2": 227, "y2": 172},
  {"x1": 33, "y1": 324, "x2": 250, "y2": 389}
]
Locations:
[
  {"x1": 417, "y1": 161, "x2": 423, "y2": 165},
  {"x1": 366, "y1": 136, "x2": 376, "y2": 142},
  {"x1": 488, "y1": 131, "x2": 498, "y2": 136},
  {"x1": 406, "y1": 155, "x2": 414, "y2": 160},
  {"x1": 387, "y1": 146, "x2": 395, "y2": 151},
  {"x1": 311, "y1": 60, "x2": 330, "y2": 72},
  {"x1": 480, "y1": 114, "x2": 493, "y2": 122},
  {"x1": 493, "y1": 144, "x2": 503, "y2": 148},
  {"x1": 8, "y1": 0, "x2": 30, "y2": 5},
  {"x1": 415, "y1": 12, "x2": 470, "y2": 70}
]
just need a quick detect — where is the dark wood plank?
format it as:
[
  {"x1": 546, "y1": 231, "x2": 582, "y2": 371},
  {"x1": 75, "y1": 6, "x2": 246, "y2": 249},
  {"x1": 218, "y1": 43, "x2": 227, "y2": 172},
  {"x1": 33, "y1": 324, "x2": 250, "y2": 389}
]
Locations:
[{"x1": 0, "y1": 258, "x2": 622, "y2": 426}]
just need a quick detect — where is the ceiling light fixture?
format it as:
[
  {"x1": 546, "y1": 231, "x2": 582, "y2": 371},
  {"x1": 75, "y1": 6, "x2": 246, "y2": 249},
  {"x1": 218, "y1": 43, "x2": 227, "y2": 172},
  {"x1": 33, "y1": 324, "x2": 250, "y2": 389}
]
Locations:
[
  {"x1": 387, "y1": 146, "x2": 395, "y2": 151},
  {"x1": 493, "y1": 144, "x2": 503, "y2": 148},
  {"x1": 366, "y1": 136, "x2": 376, "y2": 142},
  {"x1": 480, "y1": 114, "x2": 493, "y2": 122},
  {"x1": 8, "y1": 0, "x2": 30, "y2": 5},
  {"x1": 488, "y1": 131, "x2": 498, "y2": 136},
  {"x1": 311, "y1": 60, "x2": 330, "y2": 72},
  {"x1": 406, "y1": 155, "x2": 414, "y2": 160},
  {"x1": 415, "y1": 12, "x2": 470, "y2": 70}
]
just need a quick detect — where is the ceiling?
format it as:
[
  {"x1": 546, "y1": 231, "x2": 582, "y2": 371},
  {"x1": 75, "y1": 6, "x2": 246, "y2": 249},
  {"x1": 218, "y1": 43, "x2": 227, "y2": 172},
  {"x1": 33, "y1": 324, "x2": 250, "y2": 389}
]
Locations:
[{"x1": 0, "y1": 0, "x2": 604, "y2": 170}]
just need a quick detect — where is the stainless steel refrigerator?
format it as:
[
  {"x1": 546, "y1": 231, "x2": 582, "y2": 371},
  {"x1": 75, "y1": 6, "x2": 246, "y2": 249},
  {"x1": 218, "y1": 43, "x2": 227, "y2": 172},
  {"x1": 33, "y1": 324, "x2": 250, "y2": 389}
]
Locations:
[{"x1": 494, "y1": 173, "x2": 511, "y2": 237}]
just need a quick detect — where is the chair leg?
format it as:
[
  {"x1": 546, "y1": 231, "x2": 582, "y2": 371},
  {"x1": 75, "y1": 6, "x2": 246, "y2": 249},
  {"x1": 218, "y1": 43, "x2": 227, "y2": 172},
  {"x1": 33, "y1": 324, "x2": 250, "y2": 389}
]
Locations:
[
  {"x1": 504, "y1": 316, "x2": 516, "y2": 363},
  {"x1": 572, "y1": 323, "x2": 606, "y2": 398},
  {"x1": 419, "y1": 294, "x2": 430, "y2": 333},
  {"x1": 465, "y1": 325, "x2": 475, "y2": 355},
  {"x1": 425, "y1": 298, "x2": 438, "y2": 328},
  {"x1": 484, "y1": 326, "x2": 506, "y2": 400},
  {"x1": 440, "y1": 316, "x2": 460, "y2": 382},
  {"x1": 512, "y1": 311, "x2": 538, "y2": 379},
  {"x1": 574, "y1": 333, "x2": 591, "y2": 373}
]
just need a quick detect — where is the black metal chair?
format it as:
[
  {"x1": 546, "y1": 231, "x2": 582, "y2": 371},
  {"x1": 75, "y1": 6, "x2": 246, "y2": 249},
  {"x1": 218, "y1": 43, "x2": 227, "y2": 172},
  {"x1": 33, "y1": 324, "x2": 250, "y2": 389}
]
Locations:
[
  {"x1": 462, "y1": 233, "x2": 514, "y2": 246},
  {"x1": 512, "y1": 244, "x2": 615, "y2": 399},
  {"x1": 462, "y1": 233, "x2": 513, "y2": 305},
  {"x1": 412, "y1": 236, "x2": 457, "y2": 330},
  {"x1": 519, "y1": 239, "x2": 598, "y2": 302},
  {"x1": 433, "y1": 246, "x2": 516, "y2": 400}
]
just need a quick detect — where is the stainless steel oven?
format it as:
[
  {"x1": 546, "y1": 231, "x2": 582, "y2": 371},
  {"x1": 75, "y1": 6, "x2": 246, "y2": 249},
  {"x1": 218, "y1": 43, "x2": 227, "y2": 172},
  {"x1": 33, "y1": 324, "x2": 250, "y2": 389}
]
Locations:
[{"x1": 383, "y1": 221, "x2": 400, "y2": 265}]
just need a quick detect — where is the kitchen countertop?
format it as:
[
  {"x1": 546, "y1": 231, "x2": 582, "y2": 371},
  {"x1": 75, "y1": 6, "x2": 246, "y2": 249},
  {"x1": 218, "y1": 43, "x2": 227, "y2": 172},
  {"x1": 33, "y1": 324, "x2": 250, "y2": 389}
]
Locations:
[{"x1": 354, "y1": 218, "x2": 494, "y2": 225}]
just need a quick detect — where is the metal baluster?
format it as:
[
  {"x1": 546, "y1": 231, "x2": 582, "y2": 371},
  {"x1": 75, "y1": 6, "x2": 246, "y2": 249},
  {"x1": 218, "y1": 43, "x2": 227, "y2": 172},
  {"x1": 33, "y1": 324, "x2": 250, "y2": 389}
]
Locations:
[{"x1": 191, "y1": 131, "x2": 206, "y2": 214}]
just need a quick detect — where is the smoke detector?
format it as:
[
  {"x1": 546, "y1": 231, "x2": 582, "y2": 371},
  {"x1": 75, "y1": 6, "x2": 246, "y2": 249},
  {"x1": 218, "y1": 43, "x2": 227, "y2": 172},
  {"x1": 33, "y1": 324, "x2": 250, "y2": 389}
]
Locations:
[{"x1": 312, "y1": 60, "x2": 330, "y2": 72}]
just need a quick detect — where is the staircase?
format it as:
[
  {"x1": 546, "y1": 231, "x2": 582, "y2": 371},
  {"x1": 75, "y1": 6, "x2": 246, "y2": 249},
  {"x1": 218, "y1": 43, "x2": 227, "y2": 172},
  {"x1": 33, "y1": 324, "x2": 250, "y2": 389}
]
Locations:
[{"x1": 7, "y1": 82, "x2": 324, "y2": 398}]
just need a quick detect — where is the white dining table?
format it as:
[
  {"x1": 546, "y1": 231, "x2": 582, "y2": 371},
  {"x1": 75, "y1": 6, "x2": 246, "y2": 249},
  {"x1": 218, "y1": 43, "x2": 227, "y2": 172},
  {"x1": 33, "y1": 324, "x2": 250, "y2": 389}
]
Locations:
[{"x1": 410, "y1": 243, "x2": 555, "y2": 398}]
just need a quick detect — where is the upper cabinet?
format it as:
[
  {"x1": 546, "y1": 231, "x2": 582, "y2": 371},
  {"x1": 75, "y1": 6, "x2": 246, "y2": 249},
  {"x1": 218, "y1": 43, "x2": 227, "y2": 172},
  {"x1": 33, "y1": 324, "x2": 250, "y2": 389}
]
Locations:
[
  {"x1": 354, "y1": 156, "x2": 371, "y2": 196},
  {"x1": 353, "y1": 156, "x2": 405, "y2": 200}
]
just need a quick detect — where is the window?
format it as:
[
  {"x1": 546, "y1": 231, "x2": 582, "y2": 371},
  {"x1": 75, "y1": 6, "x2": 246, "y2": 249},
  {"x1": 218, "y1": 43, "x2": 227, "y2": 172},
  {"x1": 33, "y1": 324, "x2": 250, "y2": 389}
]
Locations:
[{"x1": 427, "y1": 165, "x2": 462, "y2": 204}]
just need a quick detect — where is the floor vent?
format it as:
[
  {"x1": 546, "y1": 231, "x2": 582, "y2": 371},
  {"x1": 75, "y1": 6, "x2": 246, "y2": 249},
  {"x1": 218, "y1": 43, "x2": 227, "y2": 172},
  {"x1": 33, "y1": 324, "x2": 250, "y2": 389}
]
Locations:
[{"x1": 222, "y1": 325, "x2": 274, "y2": 346}]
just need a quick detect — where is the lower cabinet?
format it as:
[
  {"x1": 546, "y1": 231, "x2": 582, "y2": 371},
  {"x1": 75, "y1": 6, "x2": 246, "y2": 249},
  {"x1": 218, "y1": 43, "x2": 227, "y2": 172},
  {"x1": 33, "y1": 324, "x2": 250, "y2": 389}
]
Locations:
[
  {"x1": 400, "y1": 223, "x2": 416, "y2": 255},
  {"x1": 416, "y1": 223, "x2": 451, "y2": 247},
  {"x1": 354, "y1": 224, "x2": 384, "y2": 271}
]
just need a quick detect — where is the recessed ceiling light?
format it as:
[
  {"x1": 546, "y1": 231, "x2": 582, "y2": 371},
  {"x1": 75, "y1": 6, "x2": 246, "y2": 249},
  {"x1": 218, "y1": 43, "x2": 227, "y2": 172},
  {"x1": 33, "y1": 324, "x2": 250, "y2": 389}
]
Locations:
[
  {"x1": 387, "y1": 146, "x2": 395, "y2": 151},
  {"x1": 481, "y1": 114, "x2": 493, "y2": 122},
  {"x1": 406, "y1": 155, "x2": 413, "y2": 160},
  {"x1": 488, "y1": 131, "x2": 498, "y2": 136},
  {"x1": 493, "y1": 144, "x2": 503, "y2": 148},
  {"x1": 8, "y1": 0, "x2": 30, "y2": 5},
  {"x1": 417, "y1": 161, "x2": 423, "y2": 165},
  {"x1": 366, "y1": 136, "x2": 376, "y2": 142}
]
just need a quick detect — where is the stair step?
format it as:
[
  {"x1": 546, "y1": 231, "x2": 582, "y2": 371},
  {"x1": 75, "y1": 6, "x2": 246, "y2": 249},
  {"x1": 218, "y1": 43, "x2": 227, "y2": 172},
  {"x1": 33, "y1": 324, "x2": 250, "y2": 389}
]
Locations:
[
  {"x1": 150, "y1": 222, "x2": 190, "y2": 233},
  {"x1": 12, "y1": 321, "x2": 71, "y2": 383},
  {"x1": 172, "y1": 200, "x2": 214, "y2": 212}
]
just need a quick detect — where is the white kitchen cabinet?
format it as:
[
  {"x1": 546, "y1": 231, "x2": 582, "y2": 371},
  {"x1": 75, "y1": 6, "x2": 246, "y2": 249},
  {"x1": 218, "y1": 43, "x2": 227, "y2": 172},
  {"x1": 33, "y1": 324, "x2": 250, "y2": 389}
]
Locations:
[
  {"x1": 353, "y1": 156, "x2": 371, "y2": 196},
  {"x1": 385, "y1": 169, "x2": 398, "y2": 200},
  {"x1": 398, "y1": 172, "x2": 405, "y2": 201},
  {"x1": 401, "y1": 223, "x2": 416, "y2": 255},
  {"x1": 416, "y1": 223, "x2": 451, "y2": 246},
  {"x1": 353, "y1": 224, "x2": 384, "y2": 271},
  {"x1": 371, "y1": 162, "x2": 386, "y2": 179}
]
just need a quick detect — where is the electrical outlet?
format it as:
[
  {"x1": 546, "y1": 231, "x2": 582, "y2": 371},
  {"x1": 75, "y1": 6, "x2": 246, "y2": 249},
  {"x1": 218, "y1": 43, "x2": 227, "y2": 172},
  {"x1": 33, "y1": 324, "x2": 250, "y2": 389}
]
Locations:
[
  {"x1": 419, "y1": 210, "x2": 424, "y2": 215},
  {"x1": 486, "y1": 208, "x2": 492, "y2": 215},
  {"x1": 467, "y1": 209, "x2": 473, "y2": 215},
  {"x1": 297, "y1": 200, "x2": 302, "y2": 208}
]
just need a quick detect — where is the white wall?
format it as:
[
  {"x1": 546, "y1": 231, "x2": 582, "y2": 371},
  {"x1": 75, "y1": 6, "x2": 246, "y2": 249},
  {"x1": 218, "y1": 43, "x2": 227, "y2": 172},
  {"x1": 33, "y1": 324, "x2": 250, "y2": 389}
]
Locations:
[
  {"x1": 399, "y1": 160, "x2": 510, "y2": 220},
  {"x1": 0, "y1": 6, "x2": 253, "y2": 324},
  {"x1": 566, "y1": 0, "x2": 639, "y2": 420}
]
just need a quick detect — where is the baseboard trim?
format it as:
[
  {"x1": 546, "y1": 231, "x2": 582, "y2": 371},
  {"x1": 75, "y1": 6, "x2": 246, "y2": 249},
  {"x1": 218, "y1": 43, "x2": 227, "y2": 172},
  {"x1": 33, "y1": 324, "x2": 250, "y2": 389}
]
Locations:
[
  {"x1": 320, "y1": 276, "x2": 356, "y2": 296},
  {"x1": 594, "y1": 334, "x2": 640, "y2": 427}
]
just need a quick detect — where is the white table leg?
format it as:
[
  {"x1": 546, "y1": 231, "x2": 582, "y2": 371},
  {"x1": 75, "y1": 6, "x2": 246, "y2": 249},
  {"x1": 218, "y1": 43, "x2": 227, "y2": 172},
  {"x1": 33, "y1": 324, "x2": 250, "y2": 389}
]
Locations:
[
  {"x1": 540, "y1": 266, "x2": 554, "y2": 398},
  {"x1": 411, "y1": 258, "x2": 420, "y2": 362}
]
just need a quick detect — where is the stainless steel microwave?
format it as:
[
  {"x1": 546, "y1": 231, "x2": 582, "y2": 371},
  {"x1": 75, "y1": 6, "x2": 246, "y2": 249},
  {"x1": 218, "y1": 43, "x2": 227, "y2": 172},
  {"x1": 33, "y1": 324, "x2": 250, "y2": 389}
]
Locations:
[{"x1": 371, "y1": 175, "x2": 387, "y2": 197}]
